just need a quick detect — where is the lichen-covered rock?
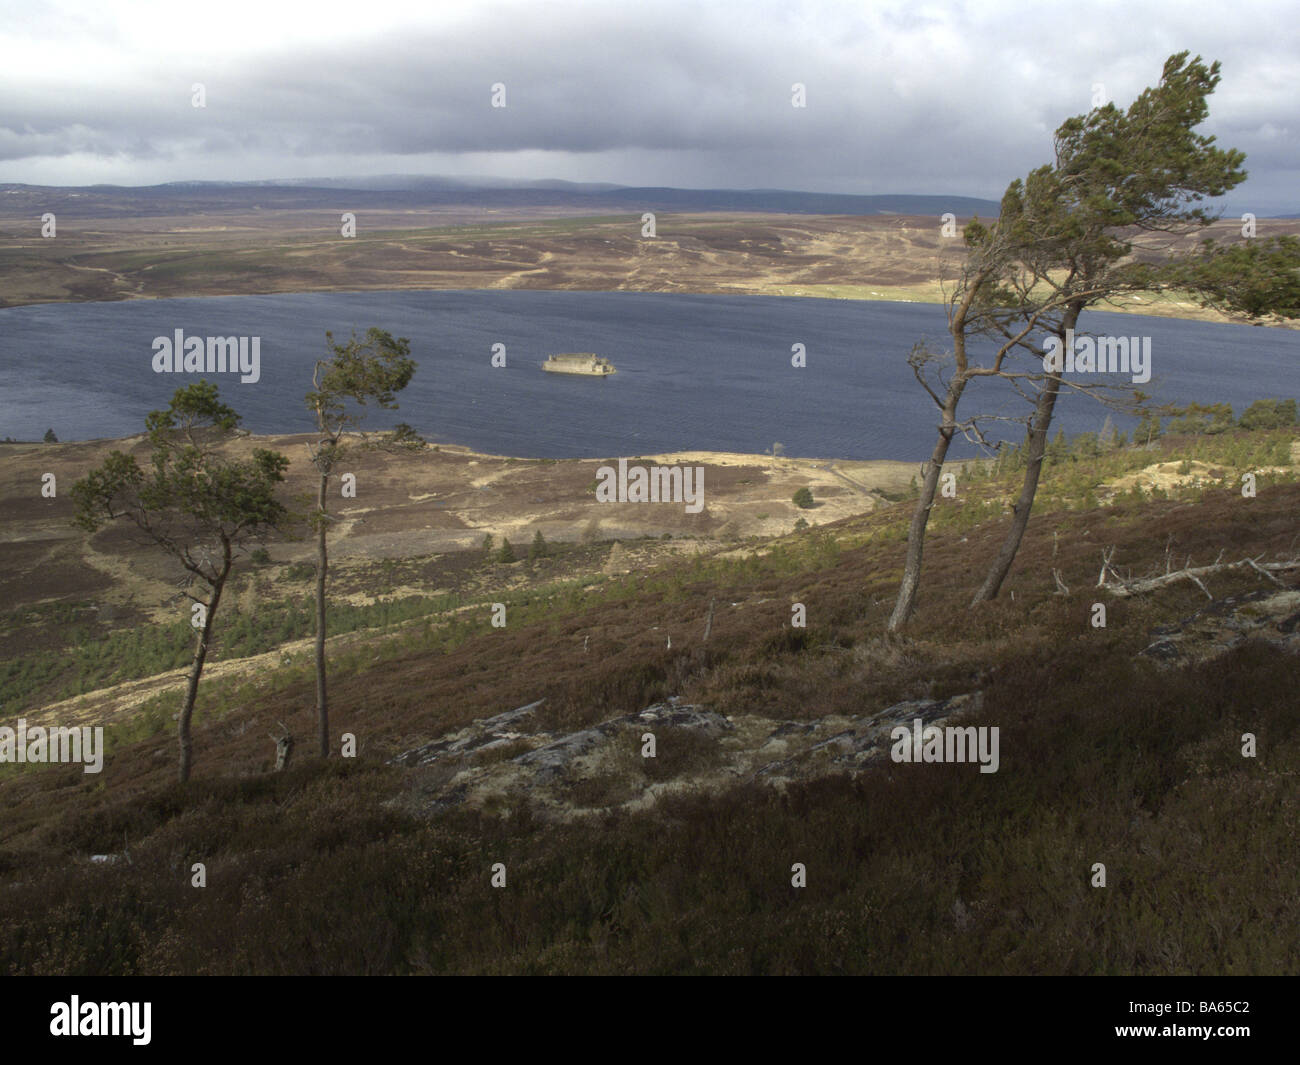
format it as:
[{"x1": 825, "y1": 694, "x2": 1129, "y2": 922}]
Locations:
[
  {"x1": 626, "y1": 698, "x2": 731, "y2": 735},
  {"x1": 1139, "y1": 587, "x2": 1300, "y2": 665},
  {"x1": 514, "y1": 727, "x2": 610, "y2": 782},
  {"x1": 388, "y1": 692, "x2": 983, "y2": 821},
  {"x1": 393, "y1": 698, "x2": 544, "y2": 767},
  {"x1": 752, "y1": 692, "x2": 983, "y2": 781}
]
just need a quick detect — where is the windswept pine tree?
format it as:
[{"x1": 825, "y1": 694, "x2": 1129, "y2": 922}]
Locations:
[
  {"x1": 71, "y1": 381, "x2": 289, "y2": 782},
  {"x1": 306, "y1": 328, "x2": 419, "y2": 759},
  {"x1": 888, "y1": 52, "x2": 1300, "y2": 630}
]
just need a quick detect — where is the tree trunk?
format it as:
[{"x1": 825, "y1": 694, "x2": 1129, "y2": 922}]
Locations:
[
  {"x1": 273, "y1": 731, "x2": 294, "y2": 771},
  {"x1": 883, "y1": 260, "x2": 993, "y2": 632},
  {"x1": 178, "y1": 550, "x2": 229, "y2": 784},
  {"x1": 887, "y1": 401, "x2": 959, "y2": 632},
  {"x1": 315, "y1": 471, "x2": 330, "y2": 759},
  {"x1": 971, "y1": 307, "x2": 1080, "y2": 604},
  {"x1": 970, "y1": 371, "x2": 1062, "y2": 603}
]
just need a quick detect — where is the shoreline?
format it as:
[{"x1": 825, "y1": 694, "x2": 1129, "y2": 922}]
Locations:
[
  {"x1": 2, "y1": 283, "x2": 1295, "y2": 330},
  {"x1": 0, "y1": 430, "x2": 928, "y2": 474}
]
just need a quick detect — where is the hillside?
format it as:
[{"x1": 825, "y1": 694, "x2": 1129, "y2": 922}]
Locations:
[
  {"x1": 1, "y1": 425, "x2": 1297, "y2": 974},
  {"x1": 3, "y1": 186, "x2": 1296, "y2": 328}
]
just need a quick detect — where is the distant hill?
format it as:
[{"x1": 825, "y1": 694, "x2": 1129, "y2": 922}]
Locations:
[
  {"x1": 591, "y1": 186, "x2": 1000, "y2": 216},
  {"x1": 260, "y1": 175, "x2": 1003, "y2": 215},
  {"x1": 0, "y1": 177, "x2": 1001, "y2": 220},
  {"x1": 3, "y1": 175, "x2": 1293, "y2": 221}
]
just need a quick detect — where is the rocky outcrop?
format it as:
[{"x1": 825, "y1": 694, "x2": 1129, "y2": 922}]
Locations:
[
  {"x1": 1139, "y1": 587, "x2": 1300, "y2": 665},
  {"x1": 395, "y1": 699, "x2": 545, "y2": 768},
  {"x1": 389, "y1": 691, "x2": 983, "y2": 821},
  {"x1": 750, "y1": 692, "x2": 982, "y2": 781}
]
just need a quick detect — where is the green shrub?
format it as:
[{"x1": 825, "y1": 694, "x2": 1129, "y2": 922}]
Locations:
[
  {"x1": 1070, "y1": 432, "x2": 1101, "y2": 459},
  {"x1": 1239, "y1": 398, "x2": 1297, "y2": 431},
  {"x1": 792, "y1": 487, "x2": 815, "y2": 509},
  {"x1": 1134, "y1": 411, "x2": 1163, "y2": 444},
  {"x1": 1167, "y1": 402, "x2": 1234, "y2": 436}
]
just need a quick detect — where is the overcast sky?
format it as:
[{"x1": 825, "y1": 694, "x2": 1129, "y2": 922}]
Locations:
[{"x1": 2, "y1": 0, "x2": 1296, "y2": 211}]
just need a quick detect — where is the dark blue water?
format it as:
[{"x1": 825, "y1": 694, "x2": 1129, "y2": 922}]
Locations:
[{"x1": 2, "y1": 291, "x2": 1295, "y2": 459}]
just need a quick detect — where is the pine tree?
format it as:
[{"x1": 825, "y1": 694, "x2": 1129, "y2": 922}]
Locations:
[
  {"x1": 71, "y1": 381, "x2": 289, "y2": 782},
  {"x1": 1098, "y1": 415, "x2": 1117, "y2": 451},
  {"x1": 1136, "y1": 410, "x2": 1164, "y2": 444},
  {"x1": 1046, "y1": 427, "x2": 1068, "y2": 462},
  {"x1": 1239, "y1": 398, "x2": 1297, "y2": 430},
  {"x1": 305, "y1": 327, "x2": 418, "y2": 759}
]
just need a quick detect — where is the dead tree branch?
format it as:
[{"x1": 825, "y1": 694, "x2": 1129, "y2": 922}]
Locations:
[{"x1": 1099, "y1": 552, "x2": 1300, "y2": 597}]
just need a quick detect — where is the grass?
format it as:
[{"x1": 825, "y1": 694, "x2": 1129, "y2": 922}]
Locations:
[
  {"x1": 0, "y1": 586, "x2": 467, "y2": 714},
  {"x1": 2, "y1": 633, "x2": 1296, "y2": 974},
  {"x1": 10, "y1": 211, "x2": 1294, "y2": 329},
  {"x1": 3, "y1": 425, "x2": 1291, "y2": 717},
  {"x1": 1, "y1": 426, "x2": 1297, "y2": 973}
]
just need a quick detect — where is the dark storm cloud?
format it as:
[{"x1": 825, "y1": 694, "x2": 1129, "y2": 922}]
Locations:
[{"x1": 1, "y1": 0, "x2": 1295, "y2": 207}]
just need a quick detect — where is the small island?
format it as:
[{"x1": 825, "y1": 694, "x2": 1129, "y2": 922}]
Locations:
[{"x1": 542, "y1": 353, "x2": 616, "y2": 376}]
